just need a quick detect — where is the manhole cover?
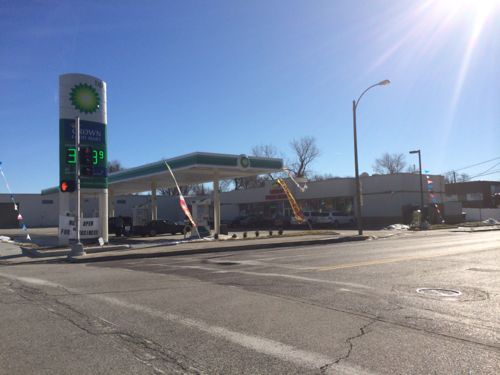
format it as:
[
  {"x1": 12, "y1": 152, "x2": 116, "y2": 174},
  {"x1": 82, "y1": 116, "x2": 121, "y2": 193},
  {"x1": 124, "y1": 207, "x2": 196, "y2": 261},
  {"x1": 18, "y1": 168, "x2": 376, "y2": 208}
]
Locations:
[{"x1": 416, "y1": 288, "x2": 461, "y2": 297}]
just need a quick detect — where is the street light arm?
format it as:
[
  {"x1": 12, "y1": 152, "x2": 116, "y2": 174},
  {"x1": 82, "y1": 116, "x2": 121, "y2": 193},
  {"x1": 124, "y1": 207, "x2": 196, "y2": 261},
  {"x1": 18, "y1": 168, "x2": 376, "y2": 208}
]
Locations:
[
  {"x1": 355, "y1": 83, "x2": 381, "y2": 109},
  {"x1": 354, "y1": 79, "x2": 391, "y2": 109}
]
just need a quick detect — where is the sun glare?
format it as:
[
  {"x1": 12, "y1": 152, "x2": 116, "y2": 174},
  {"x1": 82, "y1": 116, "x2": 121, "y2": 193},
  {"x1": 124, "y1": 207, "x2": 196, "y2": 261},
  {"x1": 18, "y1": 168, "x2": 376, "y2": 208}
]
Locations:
[{"x1": 368, "y1": 0, "x2": 499, "y2": 165}]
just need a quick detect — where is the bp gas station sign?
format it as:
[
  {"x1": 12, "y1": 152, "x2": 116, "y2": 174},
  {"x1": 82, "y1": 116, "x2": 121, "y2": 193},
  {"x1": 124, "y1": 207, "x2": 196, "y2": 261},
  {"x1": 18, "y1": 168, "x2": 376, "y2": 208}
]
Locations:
[
  {"x1": 59, "y1": 74, "x2": 107, "y2": 189},
  {"x1": 58, "y1": 73, "x2": 109, "y2": 246}
]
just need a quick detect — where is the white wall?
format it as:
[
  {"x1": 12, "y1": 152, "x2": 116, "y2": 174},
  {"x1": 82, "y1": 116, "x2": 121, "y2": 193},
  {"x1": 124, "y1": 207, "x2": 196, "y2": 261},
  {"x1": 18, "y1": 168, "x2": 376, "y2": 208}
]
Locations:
[
  {"x1": 2, "y1": 173, "x2": 447, "y2": 228},
  {"x1": 0, "y1": 193, "x2": 59, "y2": 227},
  {"x1": 463, "y1": 208, "x2": 500, "y2": 221}
]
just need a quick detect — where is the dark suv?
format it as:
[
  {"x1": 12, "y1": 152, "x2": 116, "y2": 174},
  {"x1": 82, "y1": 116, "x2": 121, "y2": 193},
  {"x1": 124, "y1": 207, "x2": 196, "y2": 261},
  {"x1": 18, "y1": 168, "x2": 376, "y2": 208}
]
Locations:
[{"x1": 134, "y1": 220, "x2": 190, "y2": 237}]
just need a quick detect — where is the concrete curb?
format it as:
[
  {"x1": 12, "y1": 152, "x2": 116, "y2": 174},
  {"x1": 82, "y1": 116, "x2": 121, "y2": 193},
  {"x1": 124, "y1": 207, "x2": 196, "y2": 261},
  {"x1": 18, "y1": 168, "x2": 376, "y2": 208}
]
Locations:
[
  {"x1": 68, "y1": 235, "x2": 370, "y2": 263},
  {"x1": 452, "y1": 225, "x2": 500, "y2": 233},
  {"x1": 21, "y1": 244, "x2": 131, "y2": 258}
]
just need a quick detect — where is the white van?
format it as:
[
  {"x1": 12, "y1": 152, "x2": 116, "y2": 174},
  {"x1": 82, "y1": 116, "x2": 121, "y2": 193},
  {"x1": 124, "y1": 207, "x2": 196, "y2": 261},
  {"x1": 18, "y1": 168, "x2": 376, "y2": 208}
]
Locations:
[
  {"x1": 327, "y1": 211, "x2": 356, "y2": 227},
  {"x1": 290, "y1": 211, "x2": 330, "y2": 225}
]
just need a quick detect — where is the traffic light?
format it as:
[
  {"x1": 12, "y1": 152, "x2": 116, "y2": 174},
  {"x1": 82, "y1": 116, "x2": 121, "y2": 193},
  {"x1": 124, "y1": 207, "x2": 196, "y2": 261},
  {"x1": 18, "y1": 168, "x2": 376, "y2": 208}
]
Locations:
[
  {"x1": 60, "y1": 180, "x2": 76, "y2": 192},
  {"x1": 80, "y1": 147, "x2": 93, "y2": 176}
]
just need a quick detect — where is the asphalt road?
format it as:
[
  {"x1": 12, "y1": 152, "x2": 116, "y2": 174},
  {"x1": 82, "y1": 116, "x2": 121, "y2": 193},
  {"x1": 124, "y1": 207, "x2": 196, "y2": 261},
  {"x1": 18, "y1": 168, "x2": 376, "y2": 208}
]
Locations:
[{"x1": 0, "y1": 229, "x2": 498, "y2": 374}]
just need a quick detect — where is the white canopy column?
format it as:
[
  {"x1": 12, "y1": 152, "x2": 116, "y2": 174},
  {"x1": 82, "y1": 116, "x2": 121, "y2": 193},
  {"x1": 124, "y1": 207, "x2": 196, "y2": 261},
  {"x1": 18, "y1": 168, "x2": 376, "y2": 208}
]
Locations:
[
  {"x1": 99, "y1": 189, "x2": 109, "y2": 243},
  {"x1": 109, "y1": 189, "x2": 115, "y2": 217},
  {"x1": 151, "y1": 181, "x2": 158, "y2": 221},
  {"x1": 213, "y1": 178, "x2": 220, "y2": 236}
]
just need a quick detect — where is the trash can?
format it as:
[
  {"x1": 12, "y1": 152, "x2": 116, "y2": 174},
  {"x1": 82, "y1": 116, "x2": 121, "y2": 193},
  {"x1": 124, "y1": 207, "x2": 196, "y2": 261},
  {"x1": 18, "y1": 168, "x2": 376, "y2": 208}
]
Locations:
[{"x1": 462, "y1": 212, "x2": 466, "y2": 221}]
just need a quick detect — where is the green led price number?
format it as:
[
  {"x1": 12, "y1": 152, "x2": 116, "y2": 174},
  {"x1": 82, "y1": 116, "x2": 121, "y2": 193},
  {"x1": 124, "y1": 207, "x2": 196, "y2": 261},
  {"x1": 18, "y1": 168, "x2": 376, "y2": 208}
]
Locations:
[
  {"x1": 66, "y1": 147, "x2": 77, "y2": 164},
  {"x1": 92, "y1": 150, "x2": 104, "y2": 165},
  {"x1": 66, "y1": 147, "x2": 105, "y2": 165}
]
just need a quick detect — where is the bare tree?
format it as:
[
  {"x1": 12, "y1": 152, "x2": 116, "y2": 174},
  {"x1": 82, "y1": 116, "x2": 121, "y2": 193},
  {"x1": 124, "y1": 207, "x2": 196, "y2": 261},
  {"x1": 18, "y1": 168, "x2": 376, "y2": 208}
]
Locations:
[
  {"x1": 372, "y1": 153, "x2": 407, "y2": 174},
  {"x1": 444, "y1": 171, "x2": 470, "y2": 183},
  {"x1": 289, "y1": 136, "x2": 320, "y2": 178},
  {"x1": 309, "y1": 173, "x2": 336, "y2": 181},
  {"x1": 407, "y1": 164, "x2": 417, "y2": 174},
  {"x1": 108, "y1": 160, "x2": 123, "y2": 173},
  {"x1": 159, "y1": 183, "x2": 213, "y2": 196},
  {"x1": 251, "y1": 143, "x2": 288, "y2": 181},
  {"x1": 158, "y1": 186, "x2": 191, "y2": 196},
  {"x1": 251, "y1": 144, "x2": 279, "y2": 159},
  {"x1": 233, "y1": 176, "x2": 265, "y2": 190}
]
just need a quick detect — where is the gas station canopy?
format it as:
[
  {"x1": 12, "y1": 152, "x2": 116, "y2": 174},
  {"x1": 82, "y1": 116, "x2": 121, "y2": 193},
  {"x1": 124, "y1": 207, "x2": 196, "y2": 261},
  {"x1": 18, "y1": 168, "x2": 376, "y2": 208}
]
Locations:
[
  {"x1": 108, "y1": 152, "x2": 283, "y2": 194},
  {"x1": 41, "y1": 151, "x2": 284, "y2": 240}
]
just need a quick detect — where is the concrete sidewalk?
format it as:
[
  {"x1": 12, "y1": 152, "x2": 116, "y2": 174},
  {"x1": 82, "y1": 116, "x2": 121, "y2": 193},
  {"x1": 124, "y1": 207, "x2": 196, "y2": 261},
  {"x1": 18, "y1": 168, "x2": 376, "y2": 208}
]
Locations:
[
  {"x1": 68, "y1": 233, "x2": 371, "y2": 263},
  {"x1": 0, "y1": 230, "x2": 385, "y2": 265}
]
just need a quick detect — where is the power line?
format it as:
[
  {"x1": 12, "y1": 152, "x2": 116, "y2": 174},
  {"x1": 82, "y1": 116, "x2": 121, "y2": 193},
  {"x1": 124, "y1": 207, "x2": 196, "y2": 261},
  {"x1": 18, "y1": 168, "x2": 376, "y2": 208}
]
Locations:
[
  {"x1": 445, "y1": 156, "x2": 500, "y2": 174},
  {"x1": 469, "y1": 169, "x2": 500, "y2": 180},
  {"x1": 468, "y1": 162, "x2": 500, "y2": 179}
]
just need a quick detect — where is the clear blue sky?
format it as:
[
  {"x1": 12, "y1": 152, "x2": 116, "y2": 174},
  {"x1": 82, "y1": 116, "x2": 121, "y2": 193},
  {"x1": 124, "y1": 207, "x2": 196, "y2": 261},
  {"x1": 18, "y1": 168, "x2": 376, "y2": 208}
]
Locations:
[{"x1": 1, "y1": 0, "x2": 499, "y2": 193}]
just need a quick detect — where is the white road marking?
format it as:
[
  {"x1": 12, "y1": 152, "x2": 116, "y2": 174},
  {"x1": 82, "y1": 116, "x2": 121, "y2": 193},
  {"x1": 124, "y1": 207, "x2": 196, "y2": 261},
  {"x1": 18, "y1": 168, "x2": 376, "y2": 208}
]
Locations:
[
  {"x1": 252, "y1": 236, "x2": 499, "y2": 263},
  {"x1": 168, "y1": 265, "x2": 374, "y2": 290},
  {"x1": 8, "y1": 276, "x2": 62, "y2": 288},
  {"x1": 0, "y1": 273, "x2": 375, "y2": 374}
]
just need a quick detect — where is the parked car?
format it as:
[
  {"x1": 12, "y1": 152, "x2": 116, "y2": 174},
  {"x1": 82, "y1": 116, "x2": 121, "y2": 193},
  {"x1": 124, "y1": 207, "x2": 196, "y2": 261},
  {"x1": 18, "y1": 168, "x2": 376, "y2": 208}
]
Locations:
[
  {"x1": 290, "y1": 211, "x2": 314, "y2": 226},
  {"x1": 230, "y1": 215, "x2": 261, "y2": 228},
  {"x1": 133, "y1": 220, "x2": 190, "y2": 237},
  {"x1": 108, "y1": 216, "x2": 133, "y2": 236},
  {"x1": 271, "y1": 214, "x2": 290, "y2": 228},
  {"x1": 312, "y1": 212, "x2": 331, "y2": 224},
  {"x1": 327, "y1": 211, "x2": 356, "y2": 227}
]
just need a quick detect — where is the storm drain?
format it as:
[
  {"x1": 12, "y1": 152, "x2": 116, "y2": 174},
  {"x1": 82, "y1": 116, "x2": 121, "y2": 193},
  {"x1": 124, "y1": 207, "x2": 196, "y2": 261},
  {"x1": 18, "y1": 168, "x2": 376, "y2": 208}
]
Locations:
[{"x1": 416, "y1": 288, "x2": 462, "y2": 297}]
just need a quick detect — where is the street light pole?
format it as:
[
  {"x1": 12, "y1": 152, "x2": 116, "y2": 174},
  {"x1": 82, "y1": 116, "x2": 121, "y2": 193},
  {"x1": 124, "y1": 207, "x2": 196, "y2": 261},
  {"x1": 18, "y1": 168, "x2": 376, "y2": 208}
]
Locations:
[
  {"x1": 352, "y1": 80, "x2": 390, "y2": 235},
  {"x1": 352, "y1": 100, "x2": 362, "y2": 236},
  {"x1": 409, "y1": 149, "x2": 424, "y2": 219}
]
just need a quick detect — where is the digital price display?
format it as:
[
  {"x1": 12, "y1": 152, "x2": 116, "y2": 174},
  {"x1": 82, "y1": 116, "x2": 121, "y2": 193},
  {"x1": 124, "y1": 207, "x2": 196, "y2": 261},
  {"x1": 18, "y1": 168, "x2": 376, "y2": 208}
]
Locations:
[
  {"x1": 60, "y1": 119, "x2": 108, "y2": 189},
  {"x1": 65, "y1": 147, "x2": 105, "y2": 166}
]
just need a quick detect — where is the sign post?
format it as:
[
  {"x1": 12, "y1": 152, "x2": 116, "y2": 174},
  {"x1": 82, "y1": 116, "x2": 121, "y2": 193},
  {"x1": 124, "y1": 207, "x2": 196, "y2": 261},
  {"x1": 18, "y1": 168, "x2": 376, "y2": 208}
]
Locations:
[
  {"x1": 69, "y1": 117, "x2": 85, "y2": 256},
  {"x1": 59, "y1": 74, "x2": 108, "y2": 246}
]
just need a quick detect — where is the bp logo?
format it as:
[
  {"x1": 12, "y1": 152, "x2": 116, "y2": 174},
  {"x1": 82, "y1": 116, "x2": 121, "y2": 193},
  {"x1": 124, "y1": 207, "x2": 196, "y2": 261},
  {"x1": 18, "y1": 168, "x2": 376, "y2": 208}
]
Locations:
[
  {"x1": 69, "y1": 83, "x2": 100, "y2": 114},
  {"x1": 238, "y1": 155, "x2": 250, "y2": 169}
]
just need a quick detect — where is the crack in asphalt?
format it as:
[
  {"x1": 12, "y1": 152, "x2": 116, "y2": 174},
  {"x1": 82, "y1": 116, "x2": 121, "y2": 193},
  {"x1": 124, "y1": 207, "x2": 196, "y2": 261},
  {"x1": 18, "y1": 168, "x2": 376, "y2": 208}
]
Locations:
[
  {"x1": 6, "y1": 282, "x2": 205, "y2": 375},
  {"x1": 320, "y1": 320, "x2": 376, "y2": 374},
  {"x1": 135, "y1": 265, "x2": 500, "y2": 352}
]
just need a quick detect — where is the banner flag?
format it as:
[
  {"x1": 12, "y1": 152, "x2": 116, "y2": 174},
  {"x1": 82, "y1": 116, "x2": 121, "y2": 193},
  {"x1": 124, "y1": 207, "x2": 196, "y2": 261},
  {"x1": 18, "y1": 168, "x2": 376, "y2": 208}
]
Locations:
[
  {"x1": 424, "y1": 171, "x2": 444, "y2": 223},
  {"x1": 277, "y1": 178, "x2": 305, "y2": 223},
  {"x1": 179, "y1": 194, "x2": 196, "y2": 228},
  {"x1": 1, "y1": 163, "x2": 33, "y2": 239},
  {"x1": 163, "y1": 161, "x2": 197, "y2": 228}
]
